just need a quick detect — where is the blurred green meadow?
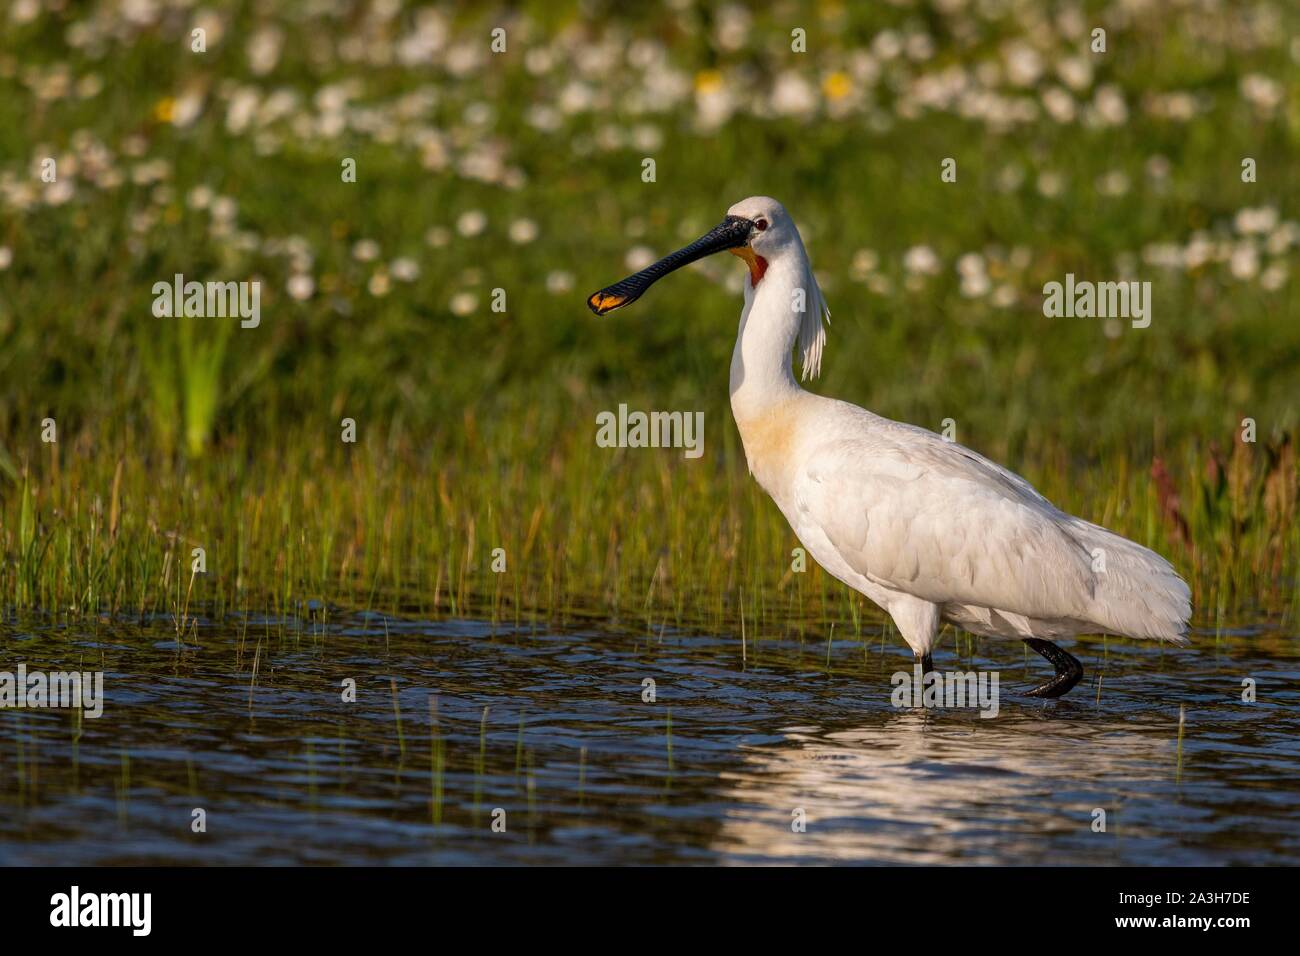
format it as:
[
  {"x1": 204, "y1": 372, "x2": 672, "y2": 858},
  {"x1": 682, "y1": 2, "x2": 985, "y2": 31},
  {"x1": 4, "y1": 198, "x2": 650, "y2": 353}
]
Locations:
[{"x1": 0, "y1": 0, "x2": 1297, "y2": 635}]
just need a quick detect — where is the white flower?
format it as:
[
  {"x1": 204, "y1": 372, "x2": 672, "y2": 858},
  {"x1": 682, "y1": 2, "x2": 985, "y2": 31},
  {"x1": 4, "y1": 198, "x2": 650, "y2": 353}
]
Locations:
[
  {"x1": 694, "y1": 75, "x2": 736, "y2": 132},
  {"x1": 390, "y1": 257, "x2": 420, "y2": 282},
  {"x1": 1037, "y1": 171, "x2": 1064, "y2": 198},
  {"x1": 368, "y1": 271, "x2": 391, "y2": 296},
  {"x1": 226, "y1": 88, "x2": 259, "y2": 134},
  {"x1": 1260, "y1": 263, "x2": 1288, "y2": 291},
  {"x1": 456, "y1": 210, "x2": 487, "y2": 237},
  {"x1": 1234, "y1": 207, "x2": 1278, "y2": 236},
  {"x1": 1143, "y1": 243, "x2": 1184, "y2": 270},
  {"x1": 1266, "y1": 222, "x2": 1299, "y2": 255},
  {"x1": 1092, "y1": 85, "x2": 1128, "y2": 126},
  {"x1": 905, "y1": 32, "x2": 934, "y2": 61},
  {"x1": 0, "y1": 247, "x2": 11, "y2": 269},
  {"x1": 352, "y1": 239, "x2": 380, "y2": 262},
  {"x1": 770, "y1": 71, "x2": 817, "y2": 117},
  {"x1": 715, "y1": 5, "x2": 752, "y2": 51},
  {"x1": 247, "y1": 26, "x2": 284, "y2": 76},
  {"x1": 1183, "y1": 234, "x2": 1215, "y2": 270},
  {"x1": 172, "y1": 89, "x2": 206, "y2": 128},
  {"x1": 210, "y1": 195, "x2": 238, "y2": 223},
  {"x1": 508, "y1": 219, "x2": 538, "y2": 244},
  {"x1": 850, "y1": 248, "x2": 879, "y2": 280},
  {"x1": 991, "y1": 285, "x2": 1018, "y2": 308},
  {"x1": 525, "y1": 48, "x2": 556, "y2": 75},
  {"x1": 873, "y1": 31, "x2": 902, "y2": 60},
  {"x1": 558, "y1": 81, "x2": 595, "y2": 114},
  {"x1": 1229, "y1": 243, "x2": 1259, "y2": 280},
  {"x1": 45, "y1": 179, "x2": 74, "y2": 205},
  {"x1": 1056, "y1": 57, "x2": 1092, "y2": 92},
  {"x1": 287, "y1": 274, "x2": 314, "y2": 300},
  {"x1": 546, "y1": 271, "x2": 574, "y2": 294},
  {"x1": 1002, "y1": 42, "x2": 1043, "y2": 87},
  {"x1": 960, "y1": 272, "x2": 991, "y2": 297},
  {"x1": 525, "y1": 104, "x2": 561, "y2": 132},
  {"x1": 903, "y1": 245, "x2": 941, "y2": 275},
  {"x1": 1240, "y1": 74, "x2": 1281, "y2": 111},
  {"x1": 449, "y1": 291, "x2": 476, "y2": 314},
  {"x1": 631, "y1": 124, "x2": 662, "y2": 152},
  {"x1": 122, "y1": 0, "x2": 156, "y2": 23},
  {"x1": 956, "y1": 253, "x2": 986, "y2": 278},
  {"x1": 1041, "y1": 86, "x2": 1076, "y2": 123},
  {"x1": 10, "y1": 0, "x2": 39, "y2": 24}
]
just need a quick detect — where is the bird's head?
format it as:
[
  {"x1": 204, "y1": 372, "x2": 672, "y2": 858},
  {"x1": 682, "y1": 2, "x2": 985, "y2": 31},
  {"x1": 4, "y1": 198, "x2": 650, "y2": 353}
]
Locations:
[
  {"x1": 586, "y1": 196, "x2": 828, "y2": 380},
  {"x1": 587, "y1": 195, "x2": 790, "y2": 316}
]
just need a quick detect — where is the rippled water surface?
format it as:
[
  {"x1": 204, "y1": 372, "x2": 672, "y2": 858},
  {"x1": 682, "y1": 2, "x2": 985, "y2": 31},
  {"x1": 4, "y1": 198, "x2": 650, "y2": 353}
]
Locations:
[{"x1": 1, "y1": 610, "x2": 1297, "y2": 865}]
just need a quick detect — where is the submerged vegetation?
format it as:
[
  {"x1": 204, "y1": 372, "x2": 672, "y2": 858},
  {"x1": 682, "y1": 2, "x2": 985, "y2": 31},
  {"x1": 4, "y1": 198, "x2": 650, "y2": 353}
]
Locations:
[{"x1": 1, "y1": 0, "x2": 1297, "y2": 638}]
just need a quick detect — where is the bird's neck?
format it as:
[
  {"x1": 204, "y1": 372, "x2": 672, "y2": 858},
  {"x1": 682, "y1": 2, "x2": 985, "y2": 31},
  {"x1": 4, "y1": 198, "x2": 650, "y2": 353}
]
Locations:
[{"x1": 729, "y1": 254, "x2": 805, "y2": 423}]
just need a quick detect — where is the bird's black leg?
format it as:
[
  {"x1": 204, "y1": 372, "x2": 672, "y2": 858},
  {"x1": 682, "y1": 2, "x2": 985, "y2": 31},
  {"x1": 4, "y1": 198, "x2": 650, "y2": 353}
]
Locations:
[
  {"x1": 919, "y1": 652, "x2": 934, "y2": 676},
  {"x1": 1021, "y1": 637, "x2": 1083, "y2": 698}
]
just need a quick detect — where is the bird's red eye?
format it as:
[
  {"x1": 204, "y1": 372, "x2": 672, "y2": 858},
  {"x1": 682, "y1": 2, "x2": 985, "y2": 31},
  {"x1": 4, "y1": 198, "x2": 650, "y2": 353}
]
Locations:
[{"x1": 755, "y1": 219, "x2": 768, "y2": 231}]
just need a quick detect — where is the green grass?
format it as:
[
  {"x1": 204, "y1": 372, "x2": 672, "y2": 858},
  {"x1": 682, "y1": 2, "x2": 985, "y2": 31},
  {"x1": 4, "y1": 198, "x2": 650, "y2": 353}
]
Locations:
[
  {"x1": 0, "y1": 420, "x2": 1294, "y2": 639},
  {"x1": 0, "y1": 1, "x2": 1297, "y2": 634}
]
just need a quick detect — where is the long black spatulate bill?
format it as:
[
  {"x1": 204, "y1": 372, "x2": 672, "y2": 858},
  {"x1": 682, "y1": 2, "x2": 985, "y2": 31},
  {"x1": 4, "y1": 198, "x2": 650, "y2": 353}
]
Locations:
[{"x1": 587, "y1": 215, "x2": 754, "y2": 315}]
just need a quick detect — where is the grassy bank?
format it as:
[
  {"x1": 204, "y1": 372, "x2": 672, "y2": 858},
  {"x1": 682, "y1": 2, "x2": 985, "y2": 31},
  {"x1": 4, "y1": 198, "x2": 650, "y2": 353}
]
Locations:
[{"x1": 3, "y1": 417, "x2": 1295, "y2": 641}]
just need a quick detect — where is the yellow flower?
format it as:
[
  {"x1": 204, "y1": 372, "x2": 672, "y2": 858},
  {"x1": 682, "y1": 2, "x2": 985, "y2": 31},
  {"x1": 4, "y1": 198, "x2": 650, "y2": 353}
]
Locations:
[
  {"x1": 153, "y1": 97, "x2": 175, "y2": 123},
  {"x1": 694, "y1": 70, "x2": 723, "y2": 94},
  {"x1": 822, "y1": 72, "x2": 851, "y2": 101}
]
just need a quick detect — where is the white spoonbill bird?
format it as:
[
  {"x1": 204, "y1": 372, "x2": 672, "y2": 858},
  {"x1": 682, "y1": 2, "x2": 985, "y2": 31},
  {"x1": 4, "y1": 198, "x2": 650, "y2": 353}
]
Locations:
[{"x1": 588, "y1": 197, "x2": 1191, "y2": 698}]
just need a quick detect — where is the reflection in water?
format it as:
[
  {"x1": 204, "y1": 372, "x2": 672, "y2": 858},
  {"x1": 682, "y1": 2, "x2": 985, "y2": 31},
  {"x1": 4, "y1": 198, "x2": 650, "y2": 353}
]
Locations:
[
  {"x1": 715, "y1": 713, "x2": 1179, "y2": 864},
  {"x1": 0, "y1": 611, "x2": 1297, "y2": 864}
]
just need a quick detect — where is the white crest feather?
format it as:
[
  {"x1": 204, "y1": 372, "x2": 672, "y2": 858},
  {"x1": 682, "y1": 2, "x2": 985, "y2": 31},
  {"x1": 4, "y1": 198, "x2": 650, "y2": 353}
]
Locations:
[{"x1": 798, "y1": 266, "x2": 830, "y2": 380}]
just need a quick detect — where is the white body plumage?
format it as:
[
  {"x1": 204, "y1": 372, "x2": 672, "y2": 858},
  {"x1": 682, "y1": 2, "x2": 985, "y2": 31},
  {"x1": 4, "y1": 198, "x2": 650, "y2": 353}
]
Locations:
[{"x1": 724, "y1": 196, "x2": 1191, "y2": 661}]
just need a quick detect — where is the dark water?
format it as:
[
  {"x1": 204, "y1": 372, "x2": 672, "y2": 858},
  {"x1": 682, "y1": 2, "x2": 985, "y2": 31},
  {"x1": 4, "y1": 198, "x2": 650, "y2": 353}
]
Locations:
[{"x1": 1, "y1": 610, "x2": 1297, "y2": 865}]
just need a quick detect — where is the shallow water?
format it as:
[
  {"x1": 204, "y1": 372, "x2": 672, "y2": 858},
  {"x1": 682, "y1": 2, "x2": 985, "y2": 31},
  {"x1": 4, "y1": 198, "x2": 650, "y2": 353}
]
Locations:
[{"x1": 1, "y1": 609, "x2": 1297, "y2": 865}]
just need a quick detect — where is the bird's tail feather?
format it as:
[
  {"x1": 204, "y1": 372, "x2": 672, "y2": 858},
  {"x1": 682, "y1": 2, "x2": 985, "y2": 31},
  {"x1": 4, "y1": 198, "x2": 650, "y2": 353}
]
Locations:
[{"x1": 1071, "y1": 520, "x2": 1192, "y2": 643}]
